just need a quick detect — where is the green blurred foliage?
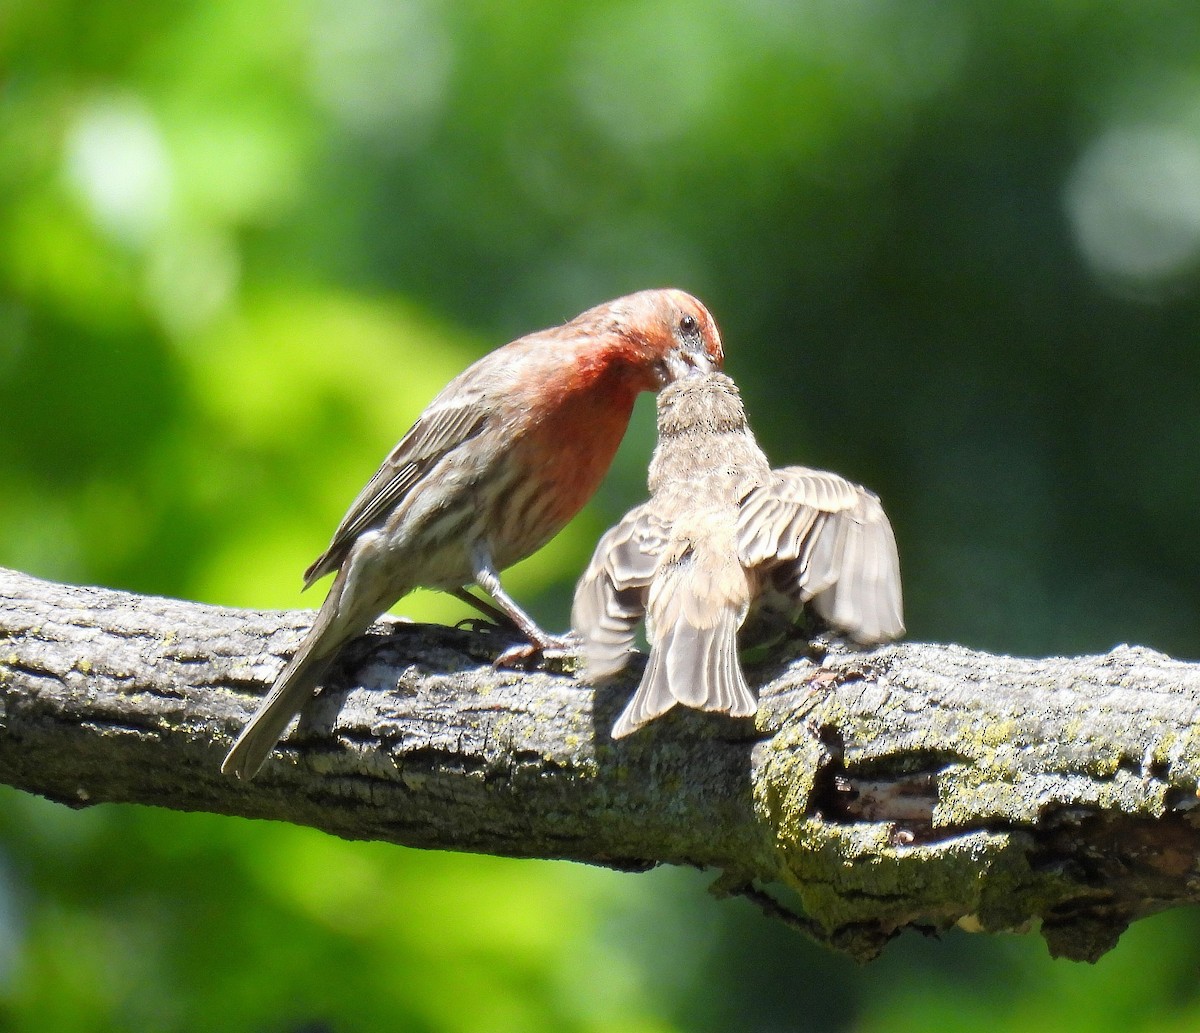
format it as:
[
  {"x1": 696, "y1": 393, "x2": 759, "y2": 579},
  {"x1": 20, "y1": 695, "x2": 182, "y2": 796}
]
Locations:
[{"x1": 4, "y1": 0, "x2": 1200, "y2": 1029}]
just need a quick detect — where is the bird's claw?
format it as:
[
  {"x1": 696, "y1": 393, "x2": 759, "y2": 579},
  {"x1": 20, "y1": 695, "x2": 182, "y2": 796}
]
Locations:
[
  {"x1": 493, "y1": 630, "x2": 582, "y2": 669},
  {"x1": 455, "y1": 616, "x2": 508, "y2": 635}
]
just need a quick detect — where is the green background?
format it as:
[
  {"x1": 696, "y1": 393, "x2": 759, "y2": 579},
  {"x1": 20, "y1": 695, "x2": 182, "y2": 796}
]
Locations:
[{"x1": 4, "y1": 1, "x2": 1200, "y2": 1029}]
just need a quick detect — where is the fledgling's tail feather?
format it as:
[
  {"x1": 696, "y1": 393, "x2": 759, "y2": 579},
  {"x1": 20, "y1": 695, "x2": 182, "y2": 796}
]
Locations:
[{"x1": 611, "y1": 606, "x2": 755, "y2": 739}]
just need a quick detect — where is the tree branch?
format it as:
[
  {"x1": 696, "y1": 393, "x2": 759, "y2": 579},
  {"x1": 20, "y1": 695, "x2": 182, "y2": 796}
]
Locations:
[{"x1": 3, "y1": 565, "x2": 1199, "y2": 963}]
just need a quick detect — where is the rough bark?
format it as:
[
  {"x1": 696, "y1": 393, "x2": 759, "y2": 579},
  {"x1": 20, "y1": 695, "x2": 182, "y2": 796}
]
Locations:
[{"x1": 2, "y1": 565, "x2": 1200, "y2": 963}]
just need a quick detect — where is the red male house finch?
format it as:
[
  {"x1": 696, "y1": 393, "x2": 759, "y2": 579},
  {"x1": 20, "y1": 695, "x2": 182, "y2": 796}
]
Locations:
[
  {"x1": 222, "y1": 289, "x2": 724, "y2": 779},
  {"x1": 572, "y1": 371, "x2": 903, "y2": 739}
]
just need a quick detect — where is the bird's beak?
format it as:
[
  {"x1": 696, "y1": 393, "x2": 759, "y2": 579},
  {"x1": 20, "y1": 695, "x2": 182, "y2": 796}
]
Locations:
[{"x1": 662, "y1": 349, "x2": 719, "y2": 383}]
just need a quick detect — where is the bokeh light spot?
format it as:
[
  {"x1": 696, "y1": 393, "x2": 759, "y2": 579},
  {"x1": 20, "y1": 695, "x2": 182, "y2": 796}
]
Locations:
[
  {"x1": 64, "y1": 96, "x2": 173, "y2": 248},
  {"x1": 1066, "y1": 125, "x2": 1200, "y2": 287}
]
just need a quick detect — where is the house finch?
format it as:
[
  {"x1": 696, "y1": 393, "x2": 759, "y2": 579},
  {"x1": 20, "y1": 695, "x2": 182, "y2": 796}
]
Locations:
[
  {"x1": 572, "y1": 371, "x2": 903, "y2": 739},
  {"x1": 222, "y1": 289, "x2": 724, "y2": 779}
]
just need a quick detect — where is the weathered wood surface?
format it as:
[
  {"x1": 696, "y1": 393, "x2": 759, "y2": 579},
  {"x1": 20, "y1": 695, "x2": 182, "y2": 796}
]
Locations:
[{"x1": 3, "y1": 566, "x2": 1200, "y2": 962}]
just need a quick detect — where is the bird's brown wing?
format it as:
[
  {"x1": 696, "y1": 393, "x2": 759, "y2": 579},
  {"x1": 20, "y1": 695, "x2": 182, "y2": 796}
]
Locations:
[
  {"x1": 571, "y1": 504, "x2": 670, "y2": 681},
  {"x1": 736, "y1": 467, "x2": 904, "y2": 645},
  {"x1": 303, "y1": 398, "x2": 491, "y2": 586}
]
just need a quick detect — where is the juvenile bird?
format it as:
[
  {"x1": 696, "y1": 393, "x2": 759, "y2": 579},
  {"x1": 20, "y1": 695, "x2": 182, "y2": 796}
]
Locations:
[
  {"x1": 572, "y1": 371, "x2": 903, "y2": 739},
  {"x1": 223, "y1": 289, "x2": 724, "y2": 779}
]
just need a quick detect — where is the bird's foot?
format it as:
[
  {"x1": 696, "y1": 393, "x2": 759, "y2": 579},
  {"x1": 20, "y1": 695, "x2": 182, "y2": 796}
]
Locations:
[{"x1": 493, "y1": 630, "x2": 582, "y2": 669}]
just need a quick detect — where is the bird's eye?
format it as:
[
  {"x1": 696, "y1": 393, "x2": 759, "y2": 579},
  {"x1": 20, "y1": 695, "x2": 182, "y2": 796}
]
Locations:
[{"x1": 679, "y1": 314, "x2": 698, "y2": 335}]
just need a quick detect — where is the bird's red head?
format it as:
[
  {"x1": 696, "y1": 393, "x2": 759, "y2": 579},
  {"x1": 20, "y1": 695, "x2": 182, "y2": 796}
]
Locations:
[{"x1": 590, "y1": 288, "x2": 725, "y2": 389}]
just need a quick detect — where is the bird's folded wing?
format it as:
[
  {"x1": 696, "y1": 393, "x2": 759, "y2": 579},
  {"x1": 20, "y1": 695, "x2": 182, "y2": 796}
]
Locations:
[{"x1": 304, "y1": 399, "x2": 491, "y2": 586}]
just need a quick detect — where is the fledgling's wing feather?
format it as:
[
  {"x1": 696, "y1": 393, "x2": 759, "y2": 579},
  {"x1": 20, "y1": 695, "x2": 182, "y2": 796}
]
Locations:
[
  {"x1": 809, "y1": 490, "x2": 905, "y2": 644},
  {"x1": 600, "y1": 507, "x2": 671, "y2": 589},
  {"x1": 571, "y1": 504, "x2": 667, "y2": 682},
  {"x1": 737, "y1": 467, "x2": 904, "y2": 645},
  {"x1": 800, "y1": 507, "x2": 846, "y2": 599},
  {"x1": 737, "y1": 469, "x2": 861, "y2": 566},
  {"x1": 304, "y1": 398, "x2": 491, "y2": 586}
]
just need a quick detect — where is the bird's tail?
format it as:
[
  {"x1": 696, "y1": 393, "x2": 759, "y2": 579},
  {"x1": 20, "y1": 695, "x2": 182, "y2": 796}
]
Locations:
[
  {"x1": 221, "y1": 574, "x2": 367, "y2": 780},
  {"x1": 611, "y1": 599, "x2": 756, "y2": 739}
]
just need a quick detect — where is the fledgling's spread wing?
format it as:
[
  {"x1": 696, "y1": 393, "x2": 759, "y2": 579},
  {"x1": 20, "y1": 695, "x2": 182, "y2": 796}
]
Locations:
[
  {"x1": 571, "y1": 504, "x2": 669, "y2": 681},
  {"x1": 737, "y1": 467, "x2": 904, "y2": 645}
]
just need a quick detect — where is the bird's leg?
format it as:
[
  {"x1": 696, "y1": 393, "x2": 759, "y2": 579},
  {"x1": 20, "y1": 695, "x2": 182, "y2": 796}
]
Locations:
[
  {"x1": 470, "y1": 547, "x2": 578, "y2": 664},
  {"x1": 450, "y1": 587, "x2": 519, "y2": 631}
]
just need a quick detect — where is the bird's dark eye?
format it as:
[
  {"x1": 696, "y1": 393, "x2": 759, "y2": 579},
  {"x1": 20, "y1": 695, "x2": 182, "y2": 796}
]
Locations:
[{"x1": 679, "y1": 314, "x2": 698, "y2": 335}]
